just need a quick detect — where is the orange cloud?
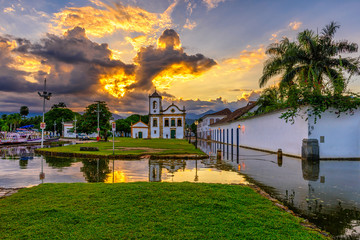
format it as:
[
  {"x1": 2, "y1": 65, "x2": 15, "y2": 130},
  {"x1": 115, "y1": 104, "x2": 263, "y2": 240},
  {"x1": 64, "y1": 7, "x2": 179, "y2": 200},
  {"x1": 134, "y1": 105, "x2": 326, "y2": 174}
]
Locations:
[
  {"x1": 289, "y1": 21, "x2": 302, "y2": 30},
  {"x1": 51, "y1": 1, "x2": 176, "y2": 40},
  {"x1": 223, "y1": 47, "x2": 266, "y2": 71}
]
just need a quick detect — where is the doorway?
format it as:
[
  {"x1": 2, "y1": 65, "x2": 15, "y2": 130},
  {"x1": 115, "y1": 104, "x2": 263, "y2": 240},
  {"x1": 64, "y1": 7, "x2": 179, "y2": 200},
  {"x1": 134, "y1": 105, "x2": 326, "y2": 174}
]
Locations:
[{"x1": 170, "y1": 129, "x2": 176, "y2": 139}]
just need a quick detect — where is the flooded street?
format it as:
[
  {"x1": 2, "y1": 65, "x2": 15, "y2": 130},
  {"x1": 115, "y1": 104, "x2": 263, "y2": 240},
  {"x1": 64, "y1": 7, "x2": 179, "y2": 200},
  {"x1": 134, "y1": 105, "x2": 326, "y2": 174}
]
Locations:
[
  {"x1": 198, "y1": 140, "x2": 360, "y2": 239},
  {"x1": 0, "y1": 143, "x2": 359, "y2": 238}
]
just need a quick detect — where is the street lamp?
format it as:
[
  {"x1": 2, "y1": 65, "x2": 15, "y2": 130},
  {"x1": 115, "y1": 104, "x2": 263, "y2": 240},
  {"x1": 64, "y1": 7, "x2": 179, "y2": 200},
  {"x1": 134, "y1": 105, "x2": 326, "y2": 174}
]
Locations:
[
  {"x1": 54, "y1": 120, "x2": 56, "y2": 136},
  {"x1": 38, "y1": 78, "x2": 52, "y2": 148},
  {"x1": 95, "y1": 101, "x2": 102, "y2": 141},
  {"x1": 74, "y1": 115, "x2": 77, "y2": 138},
  {"x1": 188, "y1": 128, "x2": 191, "y2": 143},
  {"x1": 194, "y1": 120, "x2": 198, "y2": 149}
]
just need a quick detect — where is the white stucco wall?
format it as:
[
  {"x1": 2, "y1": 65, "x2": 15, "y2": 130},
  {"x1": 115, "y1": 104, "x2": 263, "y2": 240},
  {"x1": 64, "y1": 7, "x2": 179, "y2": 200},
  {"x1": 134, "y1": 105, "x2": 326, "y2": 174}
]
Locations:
[
  {"x1": 162, "y1": 116, "x2": 184, "y2": 139},
  {"x1": 211, "y1": 109, "x2": 309, "y2": 157},
  {"x1": 132, "y1": 128, "x2": 148, "y2": 138},
  {"x1": 308, "y1": 108, "x2": 360, "y2": 158},
  {"x1": 210, "y1": 107, "x2": 360, "y2": 158},
  {"x1": 150, "y1": 116, "x2": 160, "y2": 138}
]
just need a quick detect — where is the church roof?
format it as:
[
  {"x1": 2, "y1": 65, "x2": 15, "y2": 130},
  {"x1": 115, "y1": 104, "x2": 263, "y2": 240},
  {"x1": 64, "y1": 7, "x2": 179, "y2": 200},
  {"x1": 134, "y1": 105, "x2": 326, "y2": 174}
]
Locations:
[
  {"x1": 131, "y1": 121, "x2": 148, "y2": 128},
  {"x1": 150, "y1": 90, "x2": 162, "y2": 98}
]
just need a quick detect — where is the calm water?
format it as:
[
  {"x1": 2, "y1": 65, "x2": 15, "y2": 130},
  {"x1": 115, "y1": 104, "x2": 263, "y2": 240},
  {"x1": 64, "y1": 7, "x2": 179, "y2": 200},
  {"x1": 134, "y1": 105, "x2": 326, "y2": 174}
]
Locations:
[
  {"x1": 198, "y1": 140, "x2": 360, "y2": 239},
  {"x1": 0, "y1": 143, "x2": 359, "y2": 239}
]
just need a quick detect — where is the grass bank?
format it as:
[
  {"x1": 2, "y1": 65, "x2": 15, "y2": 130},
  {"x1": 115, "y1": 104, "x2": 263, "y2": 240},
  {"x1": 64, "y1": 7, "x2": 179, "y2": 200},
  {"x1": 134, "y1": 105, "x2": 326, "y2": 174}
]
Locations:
[
  {"x1": 0, "y1": 183, "x2": 327, "y2": 239},
  {"x1": 36, "y1": 138, "x2": 206, "y2": 159}
]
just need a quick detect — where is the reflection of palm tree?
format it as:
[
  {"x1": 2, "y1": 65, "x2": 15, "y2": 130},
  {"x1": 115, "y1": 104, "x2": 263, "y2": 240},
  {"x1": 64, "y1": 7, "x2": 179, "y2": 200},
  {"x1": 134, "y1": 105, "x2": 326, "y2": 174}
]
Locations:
[
  {"x1": 260, "y1": 22, "x2": 360, "y2": 94},
  {"x1": 81, "y1": 159, "x2": 111, "y2": 182}
]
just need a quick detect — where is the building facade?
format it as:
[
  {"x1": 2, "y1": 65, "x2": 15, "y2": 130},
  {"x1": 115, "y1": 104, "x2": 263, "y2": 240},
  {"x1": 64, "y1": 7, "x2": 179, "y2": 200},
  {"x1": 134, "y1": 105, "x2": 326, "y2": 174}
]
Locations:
[
  {"x1": 131, "y1": 121, "x2": 149, "y2": 139},
  {"x1": 209, "y1": 105, "x2": 360, "y2": 159},
  {"x1": 197, "y1": 108, "x2": 232, "y2": 140},
  {"x1": 148, "y1": 90, "x2": 186, "y2": 139}
]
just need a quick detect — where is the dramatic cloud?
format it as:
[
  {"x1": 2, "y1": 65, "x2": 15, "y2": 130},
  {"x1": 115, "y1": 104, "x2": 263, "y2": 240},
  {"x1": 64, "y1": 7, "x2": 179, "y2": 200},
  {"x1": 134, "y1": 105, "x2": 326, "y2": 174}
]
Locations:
[
  {"x1": 0, "y1": 27, "x2": 219, "y2": 114},
  {"x1": 0, "y1": 27, "x2": 135, "y2": 99},
  {"x1": 131, "y1": 29, "x2": 217, "y2": 91},
  {"x1": 51, "y1": 0, "x2": 177, "y2": 54}
]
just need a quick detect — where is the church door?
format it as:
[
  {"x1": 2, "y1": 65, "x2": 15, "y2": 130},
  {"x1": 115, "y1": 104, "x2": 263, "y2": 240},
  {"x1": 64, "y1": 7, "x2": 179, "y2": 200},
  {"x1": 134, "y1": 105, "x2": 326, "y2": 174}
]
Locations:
[
  {"x1": 139, "y1": 131, "x2": 143, "y2": 139},
  {"x1": 170, "y1": 129, "x2": 176, "y2": 139}
]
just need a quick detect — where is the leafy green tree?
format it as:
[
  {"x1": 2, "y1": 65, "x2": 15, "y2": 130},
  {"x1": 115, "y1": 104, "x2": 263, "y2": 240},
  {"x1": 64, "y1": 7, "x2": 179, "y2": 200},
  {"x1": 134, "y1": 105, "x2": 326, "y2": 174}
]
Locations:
[
  {"x1": 44, "y1": 108, "x2": 76, "y2": 132},
  {"x1": 80, "y1": 159, "x2": 111, "y2": 182},
  {"x1": 259, "y1": 22, "x2": 360, "y2": 94},
  {"x1": 77, "y1": 101, "x2": 112, "y2": 135},
  {"x1": 6, "y1": 113, "x2": 22, "y2": 131},
  {"x1": 21, "y1": 115, "x2": 42, "y2": 129},
  {"x1": 51, "y1": 102, "x2": 67, "y2": 109},
  {"x1": 115, "y1": 114, "x2": 149, "y2": 134},
  {"x1": 20, "y1": 106, "x2": 29, "y2": 119}
]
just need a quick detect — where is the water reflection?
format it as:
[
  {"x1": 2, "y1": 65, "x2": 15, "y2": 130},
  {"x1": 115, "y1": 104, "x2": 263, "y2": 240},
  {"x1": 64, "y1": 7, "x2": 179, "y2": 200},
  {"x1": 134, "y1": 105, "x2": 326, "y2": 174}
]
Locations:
[
  {"x1": 81, "y1": 159, "x2": 111, "y2": 183},
  {"x1": 197, "y1": 140, "x2": 360, "y2": 239},
  {"x1": 302, "y1": 158, "x2": 319, "y2": 181},
  {"x1": 1, "y1": 144, "x2": 359, "y2": 238}
]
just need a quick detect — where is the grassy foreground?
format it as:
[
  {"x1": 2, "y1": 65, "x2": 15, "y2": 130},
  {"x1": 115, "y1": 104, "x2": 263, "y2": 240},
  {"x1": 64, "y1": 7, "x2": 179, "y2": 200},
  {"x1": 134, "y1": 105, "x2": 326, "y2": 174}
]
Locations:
[
  {"x1": 37, "y1": 138, "x2": 206, "y2": 158},
  {"x1": 0, "y1": 183, "x2": 326, "y2": 239}
]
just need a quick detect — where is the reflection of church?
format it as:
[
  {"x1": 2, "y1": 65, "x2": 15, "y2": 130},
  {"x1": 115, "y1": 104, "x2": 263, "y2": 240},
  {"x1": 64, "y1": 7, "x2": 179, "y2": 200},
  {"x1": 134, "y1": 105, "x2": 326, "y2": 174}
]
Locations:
[
  {"x1": 149, "y1": 159, "x2": 186, "y2": 182},
  {"x1": 131, "y1": 90, "x2": 186, "y2": 139}
]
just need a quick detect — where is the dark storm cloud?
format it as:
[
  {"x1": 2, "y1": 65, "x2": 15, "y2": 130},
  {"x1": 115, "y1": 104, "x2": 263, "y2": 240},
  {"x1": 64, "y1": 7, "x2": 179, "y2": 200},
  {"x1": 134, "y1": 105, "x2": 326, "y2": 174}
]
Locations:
[
  {"x1": 4, "y1": 27, "x2": 135, "y2": 95},
  {"x1": 0, "y1": 28, "x2": 226, "y2": 114},
  {"x1": 131, "y1": 29, "x2": 217, "y2": 90}
]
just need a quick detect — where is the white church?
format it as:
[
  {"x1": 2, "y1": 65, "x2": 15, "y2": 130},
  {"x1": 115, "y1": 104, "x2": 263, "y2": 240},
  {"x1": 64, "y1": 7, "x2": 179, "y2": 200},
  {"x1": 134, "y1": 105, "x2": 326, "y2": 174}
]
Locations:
[{"x1": 131, "y1": 90, "x2": 186, "y2": 139}]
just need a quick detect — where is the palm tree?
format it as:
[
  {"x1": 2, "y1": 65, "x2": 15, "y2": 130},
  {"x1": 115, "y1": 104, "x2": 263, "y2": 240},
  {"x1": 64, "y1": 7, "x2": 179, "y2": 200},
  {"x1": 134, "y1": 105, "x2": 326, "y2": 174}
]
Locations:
[
  {"x1": 259, "y1": 22, "x2": 360, "y2": 94},
  {"x1": 20, "y1": 106, "x2": 29, "y2": 119}
]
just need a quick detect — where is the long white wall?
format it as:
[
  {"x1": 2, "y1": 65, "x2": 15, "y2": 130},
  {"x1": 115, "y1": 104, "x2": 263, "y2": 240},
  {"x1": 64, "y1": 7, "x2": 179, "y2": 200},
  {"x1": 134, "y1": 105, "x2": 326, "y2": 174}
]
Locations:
[
  {"x1": 210, "y1": 107, "x2": 360, "y2": 158},
  {"x1": 211, "y1": 110, "x2": 308, "y2": 157},
  {"x1": 308, "y1": 108, "x2": 360, "y2": 158}
]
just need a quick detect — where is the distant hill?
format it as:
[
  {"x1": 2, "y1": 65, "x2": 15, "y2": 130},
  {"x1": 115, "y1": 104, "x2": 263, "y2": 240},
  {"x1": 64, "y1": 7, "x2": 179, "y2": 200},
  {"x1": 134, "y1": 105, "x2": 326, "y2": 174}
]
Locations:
[
  {"x1": 185, "y1": 110, "x2": 217, "y2": 126},
  {"x1": 0, "y1": 112, "x2": 42, "y2": 117}
]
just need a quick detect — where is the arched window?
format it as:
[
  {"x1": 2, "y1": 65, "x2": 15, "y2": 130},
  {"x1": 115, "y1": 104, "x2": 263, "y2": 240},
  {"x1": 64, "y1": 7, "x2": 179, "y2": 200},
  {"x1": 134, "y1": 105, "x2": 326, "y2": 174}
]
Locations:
[{"x1": 153, "y1": 101, "x2": 157, "y2": 109}]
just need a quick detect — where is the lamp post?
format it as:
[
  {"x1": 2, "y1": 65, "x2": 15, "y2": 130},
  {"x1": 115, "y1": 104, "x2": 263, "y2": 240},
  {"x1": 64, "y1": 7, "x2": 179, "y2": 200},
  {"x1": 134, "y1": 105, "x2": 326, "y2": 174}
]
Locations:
[
  {"x1": 74, "y1": 115, "x2": 77, "y2": 138},
  {"x1": 95, "y1": 101, "x2": 102, "y2": 141},
  {"x1": 54, "y1": 120, "x2": 56, "y2": 136},
  {"x1": 61, "y1": 118, "x2": 64, "y2": 137},
  {"x1": 37, "y1": 78, "x2": 52, "y2": 148},
  {"x1": 188, "y1": 128, "x2": 191, "y2": 143},
  {"x1": 194, "y1": 120, "x2": 198, "y2": 149}
]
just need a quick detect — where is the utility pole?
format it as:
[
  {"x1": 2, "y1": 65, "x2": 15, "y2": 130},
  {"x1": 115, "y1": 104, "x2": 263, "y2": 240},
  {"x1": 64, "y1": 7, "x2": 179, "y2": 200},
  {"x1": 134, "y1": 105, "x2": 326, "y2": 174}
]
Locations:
[
  {"x1": 95, "y1": 101, "x2": 102, "y2": 141},
  {"x1": 74, "y1": 115, "x2": 77, "y2": 138},
  {"x1": 38, "y1": 78, "x2": 52, "y2": 148},
  {"x1": 61, "y1": 118, "x2": 64, "y2": 137}
]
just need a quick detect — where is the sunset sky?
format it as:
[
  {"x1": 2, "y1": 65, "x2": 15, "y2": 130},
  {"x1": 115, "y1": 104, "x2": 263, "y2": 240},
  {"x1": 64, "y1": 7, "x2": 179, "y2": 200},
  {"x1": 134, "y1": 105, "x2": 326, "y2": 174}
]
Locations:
[{"x1": 1, "y1": 0, "x2": 360, "y2": 115}]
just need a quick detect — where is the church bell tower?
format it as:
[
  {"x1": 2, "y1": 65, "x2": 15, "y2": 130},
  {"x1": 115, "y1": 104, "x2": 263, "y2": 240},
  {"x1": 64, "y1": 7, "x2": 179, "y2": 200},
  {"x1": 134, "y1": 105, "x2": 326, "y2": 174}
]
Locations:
[{"x1": 149, "y1": 89, "x2": 162, "y2": 114}]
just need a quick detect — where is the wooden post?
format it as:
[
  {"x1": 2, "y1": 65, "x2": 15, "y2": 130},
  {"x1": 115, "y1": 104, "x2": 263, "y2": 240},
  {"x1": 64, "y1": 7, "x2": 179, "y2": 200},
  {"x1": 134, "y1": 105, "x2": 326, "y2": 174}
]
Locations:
[{"x1": 277, "y1": 149, "x2": 283, "y2": 167}]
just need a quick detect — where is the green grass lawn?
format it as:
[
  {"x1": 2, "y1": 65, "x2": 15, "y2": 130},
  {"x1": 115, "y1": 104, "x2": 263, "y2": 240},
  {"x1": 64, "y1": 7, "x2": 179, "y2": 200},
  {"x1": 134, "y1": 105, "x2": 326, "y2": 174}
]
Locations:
[
  {"x1": 0, "y1": 183, "x2": 327, "y2": 239},
  {"x1": 38, "y1": 138, "x2": 205, "y2": 157}
]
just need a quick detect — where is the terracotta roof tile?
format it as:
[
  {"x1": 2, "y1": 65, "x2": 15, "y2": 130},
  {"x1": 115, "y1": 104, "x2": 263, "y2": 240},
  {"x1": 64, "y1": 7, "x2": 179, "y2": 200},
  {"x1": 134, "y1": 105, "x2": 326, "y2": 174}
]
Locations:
[{"x1": 210, "y1": 102, "x2": 257, "y2": 126}]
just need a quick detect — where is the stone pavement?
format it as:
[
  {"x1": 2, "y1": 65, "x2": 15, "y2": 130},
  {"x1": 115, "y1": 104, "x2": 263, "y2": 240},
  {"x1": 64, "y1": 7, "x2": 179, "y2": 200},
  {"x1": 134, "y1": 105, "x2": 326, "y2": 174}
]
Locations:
[{"x1": 0, "y1": 188, "x2": 21, "y2": 199}]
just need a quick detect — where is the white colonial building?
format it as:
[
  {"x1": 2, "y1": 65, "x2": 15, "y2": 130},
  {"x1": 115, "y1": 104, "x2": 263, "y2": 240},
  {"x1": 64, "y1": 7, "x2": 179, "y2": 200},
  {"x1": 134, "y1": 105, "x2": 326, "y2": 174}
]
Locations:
[
  {"x1": 197, "y1": 108, "x2": 232, "y2": 140},
  {"x1": 148, "y1": 90, "x2": 186, "y2": 139},
  {"x1": 130, "y1": 90, "x2": 186, "y2": 139},
  {"x1": 131, "y1": 121, "x2": 149, "y2": 139}
]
